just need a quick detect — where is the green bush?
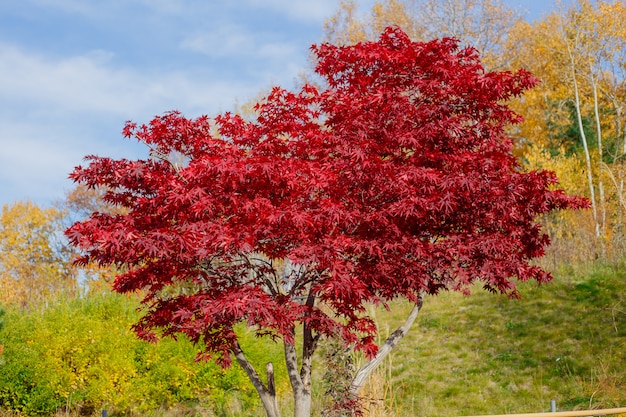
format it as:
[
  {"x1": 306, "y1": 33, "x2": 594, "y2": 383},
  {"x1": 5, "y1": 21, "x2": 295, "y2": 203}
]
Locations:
[
  {"x1": 0, "y1": 309, "x2": 64, "y2": 415},
  {"x1": 0, "y1": 293, "x2": 272, "y2": 416}
]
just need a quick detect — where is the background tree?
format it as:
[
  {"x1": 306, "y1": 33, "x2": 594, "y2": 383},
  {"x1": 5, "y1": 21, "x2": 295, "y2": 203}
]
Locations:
[
  {"x1": 63, "y1": 184, "x2": 126, "y2": 220},
  {"x1": 66, "y1": 28, "x2": 585, "y2": 417},
  {"x1": 334, "y1": 0, "x2": 626, "y2": 265},
  {"x1": 324, "y1": 0, "x2": 521, "y2": 69},
  {"x1": 505, "y1": 0, "x2": 626, "y2": 262},
  {"x1": 0, "y1": 201, "x2": 75, "y2": 307},
  {"x1": 59, "y1": 185, "x2": 128, "y2": 291}
]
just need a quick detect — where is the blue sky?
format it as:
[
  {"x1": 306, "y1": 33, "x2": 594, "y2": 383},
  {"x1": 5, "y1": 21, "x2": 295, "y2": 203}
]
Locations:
[{"x1": 0, "y1": 0, "x2": 560, "y2": 209}]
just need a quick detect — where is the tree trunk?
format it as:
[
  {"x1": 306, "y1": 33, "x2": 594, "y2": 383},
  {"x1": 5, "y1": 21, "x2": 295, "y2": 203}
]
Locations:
[
  {"x1": 570, "y1": 57, "x2": 599, "y2": 237},
  {"x1": 284, "y1": 291, "x2": 319, "y2": 417},
  {"x1": 285, "y1": 334, "x2": 315, "y2": 417},
  {"x1": 285, "y1": 340, "x2": 311, "y2": 417},
  {"x1": 350, "y1": 292, "x2": 424, "y2": 395},
  {"x1": 591, "y1": 69, "x2": 607, "y2": 240},
  {"x1": 233, "y1": 342, "x2": 282, "y2": 417},
  {"x1": 293, "y1": 388, "x2": 312, "y2": 417},
  {"x1": 265, "y1": 363, "x2": 281, "y2": 416}
]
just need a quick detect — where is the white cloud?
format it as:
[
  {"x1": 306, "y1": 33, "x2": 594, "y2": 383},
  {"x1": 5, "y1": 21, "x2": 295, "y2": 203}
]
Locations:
[
  {"x1": 0, "y1": 0, "x2": 333, "y2": 207},
  {"x1": 0, "y1": 41, "x2": 261, "y2": 119},
  {"x1": 244, "y1": 0, "x2": 339, "y2": 22},
  {"x1": 0, "y1": 44, "x2": 133, "y2": 115},
  {"x1": 0, "y1": 121, "x2": 85, "y2": 204},
  {"x1": 180, "y1": 23, "x2": 298, "y2": 61},
  {"x1": 0, "y1": 42, "x2": 273, "y2": 206}
]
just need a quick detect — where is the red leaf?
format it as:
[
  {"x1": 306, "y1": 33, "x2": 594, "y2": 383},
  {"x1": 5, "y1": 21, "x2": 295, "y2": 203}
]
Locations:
[{"x1": 65, "y1": 26, "x2": 587, "y2": 366}]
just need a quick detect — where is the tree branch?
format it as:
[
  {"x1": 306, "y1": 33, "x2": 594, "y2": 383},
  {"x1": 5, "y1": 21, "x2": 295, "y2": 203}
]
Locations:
[
  {"x1": 266, "y1": 362, "x2": 277, "y2": 397},
  {"x1": 233, "y1": 340, "x2": 281, "y2": 417},
  {"x1": 232, "y1": 340, "x2": 269, "y2": 396},
  {"x1": 350, "y1": 292, "x2": 425, "y2": 395}
]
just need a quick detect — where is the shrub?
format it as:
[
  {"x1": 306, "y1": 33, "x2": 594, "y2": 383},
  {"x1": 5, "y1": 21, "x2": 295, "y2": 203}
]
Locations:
[{"x1": 0, "y1": 294, "x2": 272, "y2": 416}]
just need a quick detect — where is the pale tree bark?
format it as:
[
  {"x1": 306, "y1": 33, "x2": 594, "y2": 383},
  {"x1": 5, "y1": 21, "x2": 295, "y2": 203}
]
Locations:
[
  {"x1": 284, "y1": 340, "x2": 311, "y2": 417},
  {"x1": 233, "y1": 341, "x2": 282, "y2": 417},
  {"x1": 602, "y1": 162, "x2": 626, "y2": 212},
  {"x1": 234, "y1": 286, "x2": 423, "y2": 416},
  {"x1": 566, "y1": 35, "x2": 600, "y2": 237},
  {"x1": 350, "y1": 292, "x2": 424, "y2": 395},
  {"x1": 285, "y1": 291, "x2": 319, "y2": 417},
  {"x1": 284, "y1": 328, "x2": 320, "y2": 417},
  {"x1": 231, "y1": 261, "x2": 321, "y2": 417},
  {"x1": 590, "y1": 64, "x2": 607, "y2": 238},
  {"x1": 614, "y1": 100, "x2": 626, "y2": 156}
]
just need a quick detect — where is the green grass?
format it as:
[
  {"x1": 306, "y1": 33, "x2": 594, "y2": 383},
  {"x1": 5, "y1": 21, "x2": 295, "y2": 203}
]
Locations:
[
  {"x1": 355, "y1": 263, "x2": 626, "y2": 416},
  {"x1": 1, "y1": 263, "x2": 624, "y2": 417}
]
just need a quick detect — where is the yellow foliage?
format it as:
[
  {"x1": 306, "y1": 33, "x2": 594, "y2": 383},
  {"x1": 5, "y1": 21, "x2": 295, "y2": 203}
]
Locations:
[
  {"x1": 524, "y1": 146, "x2": 587, "y2": 196},
  {"x1": 505, "y1": 1, "x2": 626, "y2": 263},
  {"x1": 502, "y1": 1, "x2": 626, "y2": 155},
  {"x1": 323, "y1": 0, "x2": 368, "y2": 45},
  {"x1": 0, "y1": 201, "x2": 75, "y2": 307},
  {"x1": 370, "y1": 0, "x2": 420, "y2": 41}
]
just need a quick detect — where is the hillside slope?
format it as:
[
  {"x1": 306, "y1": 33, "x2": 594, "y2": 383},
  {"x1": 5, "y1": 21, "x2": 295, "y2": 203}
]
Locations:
[{"x1": 353, "y1": 264, "x2": 626, "y2": 416}]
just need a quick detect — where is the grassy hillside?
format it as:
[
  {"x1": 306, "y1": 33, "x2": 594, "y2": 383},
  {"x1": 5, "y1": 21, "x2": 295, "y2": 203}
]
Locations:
[
  {"x1": 350, "y1": 263, "x2": 626, "y2": 416},
  {"x1": 0, "y1": 263, "x2": 623, "y2": 417}
]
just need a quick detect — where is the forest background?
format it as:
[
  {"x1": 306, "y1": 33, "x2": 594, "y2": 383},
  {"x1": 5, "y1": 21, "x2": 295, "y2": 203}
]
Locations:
[{"x1": 1, "y1": 0, "x2": 625, "y2": 416}]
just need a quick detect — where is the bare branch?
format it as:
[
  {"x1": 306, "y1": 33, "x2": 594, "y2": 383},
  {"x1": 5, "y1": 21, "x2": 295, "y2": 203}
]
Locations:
[{"x1": 350, "y1": 292, "x2": 425, "y2": 395}]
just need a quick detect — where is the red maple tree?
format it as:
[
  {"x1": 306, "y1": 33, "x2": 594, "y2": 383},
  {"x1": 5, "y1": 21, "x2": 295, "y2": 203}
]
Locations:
[{"x1": 66, "y1": 27, "x2": 587, "y2": 417}]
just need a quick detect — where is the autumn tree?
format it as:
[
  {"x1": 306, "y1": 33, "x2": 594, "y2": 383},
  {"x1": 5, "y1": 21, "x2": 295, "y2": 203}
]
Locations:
[
  {"x1": 0, "y1": 201, "x2": 76, "y2": 307},
  {"x1": 58, "y1": 185, "x2": 128, "y2": 291},
  {"x1": 62, "y1": 184, "x2": 126, "y2": 221},
  {"x1": 324, "y1": 0, "x2": 521, "y2": 69},
  {"x1": 66, "y1": 28, "x2": 586, "y2": 417},
  {"x1": 506, "y1": 0, "x2": 626, "y2": 261}
]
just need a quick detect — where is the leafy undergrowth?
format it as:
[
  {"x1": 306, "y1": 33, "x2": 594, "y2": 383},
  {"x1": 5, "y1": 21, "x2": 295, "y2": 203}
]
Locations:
[
  {"x1": 0, "y1": 263, "x2": 624, "y2": 417},
  {"x1": 353, "y1": 263, "x2": 626, "y2": 417},
  {"x1": 0, "y1": 294, "x2": 283, "y2": 417}
]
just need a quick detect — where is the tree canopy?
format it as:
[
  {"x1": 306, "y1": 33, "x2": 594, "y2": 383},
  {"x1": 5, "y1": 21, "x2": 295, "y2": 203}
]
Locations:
[
  {"x1": 0, "y1": 201, "x2": 74, "y2": 307},
  {"x1": 66, "y1": 27, "x2": 586, "y2": 417}
]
